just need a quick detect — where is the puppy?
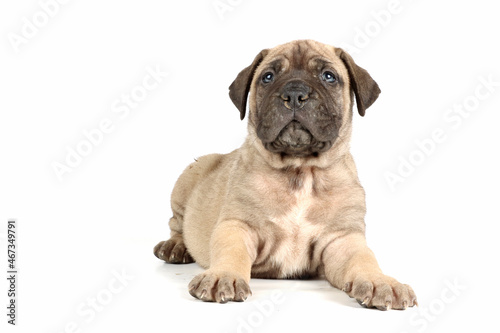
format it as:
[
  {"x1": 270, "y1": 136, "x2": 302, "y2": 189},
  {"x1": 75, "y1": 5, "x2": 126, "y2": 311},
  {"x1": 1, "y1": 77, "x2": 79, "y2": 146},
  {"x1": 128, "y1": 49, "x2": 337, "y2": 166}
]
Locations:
[{"x1": 154, "y1": 40, "x2": 416, "y2": 310}]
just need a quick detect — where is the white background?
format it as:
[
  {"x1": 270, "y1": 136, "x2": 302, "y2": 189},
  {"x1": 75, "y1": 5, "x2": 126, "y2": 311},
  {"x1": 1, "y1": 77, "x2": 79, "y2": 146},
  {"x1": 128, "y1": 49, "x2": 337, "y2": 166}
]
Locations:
[{"x1": 1, "y1": 0, "x2": 499, "y2": 332}]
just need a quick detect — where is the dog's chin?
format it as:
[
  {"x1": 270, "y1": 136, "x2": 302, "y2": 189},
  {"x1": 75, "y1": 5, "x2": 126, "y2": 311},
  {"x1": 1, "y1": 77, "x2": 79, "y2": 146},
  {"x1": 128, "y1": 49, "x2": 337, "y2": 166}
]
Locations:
[{"x1": 262, "y1": 121, "x2": 333, "y2": 158}]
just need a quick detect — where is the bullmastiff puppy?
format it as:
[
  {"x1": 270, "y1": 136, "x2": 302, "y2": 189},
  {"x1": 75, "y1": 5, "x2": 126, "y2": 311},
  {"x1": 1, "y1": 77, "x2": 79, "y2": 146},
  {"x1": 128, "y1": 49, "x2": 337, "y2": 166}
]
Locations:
[{"x1": 154, "y1": 39, "x2": 417, "y2": 310}]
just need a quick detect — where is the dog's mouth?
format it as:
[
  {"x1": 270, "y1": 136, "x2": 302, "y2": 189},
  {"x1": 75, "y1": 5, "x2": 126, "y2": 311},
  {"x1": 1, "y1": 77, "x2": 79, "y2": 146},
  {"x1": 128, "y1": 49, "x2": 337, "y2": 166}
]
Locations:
[{"x1": 263, "y1": 121, "x2": 332, "y2": 157}]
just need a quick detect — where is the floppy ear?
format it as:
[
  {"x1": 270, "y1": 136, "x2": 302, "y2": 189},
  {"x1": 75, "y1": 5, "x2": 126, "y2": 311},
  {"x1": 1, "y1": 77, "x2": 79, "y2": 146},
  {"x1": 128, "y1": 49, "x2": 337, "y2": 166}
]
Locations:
[
  {"x1": 335, "y1": 48, "x2": 381, "y2": 116},
  {"x1": 229, "y1": 49, "x2": 269, "y2": 120}
]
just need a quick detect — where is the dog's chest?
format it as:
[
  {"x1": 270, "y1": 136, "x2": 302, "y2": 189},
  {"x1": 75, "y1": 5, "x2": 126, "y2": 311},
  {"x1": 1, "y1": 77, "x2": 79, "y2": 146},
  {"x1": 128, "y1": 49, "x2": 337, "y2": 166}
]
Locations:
[{"x1": 268, "y1": 173, "x2": 323, "y2": 277}]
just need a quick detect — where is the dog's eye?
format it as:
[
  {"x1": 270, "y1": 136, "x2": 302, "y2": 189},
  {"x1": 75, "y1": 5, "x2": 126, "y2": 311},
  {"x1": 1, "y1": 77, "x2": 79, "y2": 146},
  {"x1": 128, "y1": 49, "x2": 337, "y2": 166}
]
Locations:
[
  {"x1": 322, "y1": 71, "x2": 336, "y2": 83},
  {"x1": 262, "y1": 72, "x2": 274, "y2": 84}
]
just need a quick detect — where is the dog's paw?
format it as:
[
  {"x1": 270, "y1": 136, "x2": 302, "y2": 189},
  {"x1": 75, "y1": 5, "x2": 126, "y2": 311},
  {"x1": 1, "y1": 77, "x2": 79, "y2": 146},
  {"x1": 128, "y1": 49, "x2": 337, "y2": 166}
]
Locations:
[
  {"x1": 188, "y1": 270, "x2": 252, "y2": 303},
  {"x1": 343, "y1": 274, "x2": 417, "y2": 310},
  {"x1": 154, "y1": 237, "x2": 194, "y2": 264}
]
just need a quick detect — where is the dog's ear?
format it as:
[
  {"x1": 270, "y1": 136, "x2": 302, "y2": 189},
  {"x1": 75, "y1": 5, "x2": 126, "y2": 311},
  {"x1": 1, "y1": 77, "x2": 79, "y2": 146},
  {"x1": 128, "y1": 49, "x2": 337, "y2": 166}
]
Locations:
[
  {"x1": 229, "y1": 49, "x2": 269, "y2": 120},
  {"x1": 335, "y1": 48, "x2": 381, "y2": 116}
]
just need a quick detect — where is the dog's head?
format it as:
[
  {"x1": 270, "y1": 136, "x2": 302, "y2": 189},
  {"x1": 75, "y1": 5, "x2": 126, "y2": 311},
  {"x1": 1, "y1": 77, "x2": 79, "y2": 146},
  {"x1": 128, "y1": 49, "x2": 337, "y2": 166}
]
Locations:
[{"x1": 229, "y1": 40, "x2": 380, "y2": 163}]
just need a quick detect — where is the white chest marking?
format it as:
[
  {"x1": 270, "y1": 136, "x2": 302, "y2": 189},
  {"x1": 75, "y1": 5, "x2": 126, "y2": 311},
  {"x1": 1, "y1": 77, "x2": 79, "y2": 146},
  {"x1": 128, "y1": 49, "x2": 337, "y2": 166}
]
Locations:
[{"x1": 269, "y1": 173, "x2": 322, "y2": 277}]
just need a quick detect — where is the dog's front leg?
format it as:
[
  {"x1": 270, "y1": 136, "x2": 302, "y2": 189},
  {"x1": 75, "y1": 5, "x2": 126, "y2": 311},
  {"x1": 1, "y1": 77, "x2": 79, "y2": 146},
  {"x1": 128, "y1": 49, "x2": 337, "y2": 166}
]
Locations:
[
  {"x1": 323, "y1": 232, "x2": 417, "y2": 310},
  {"x1": 188, "y1": 220, "x2": 256, "y2": 303}
]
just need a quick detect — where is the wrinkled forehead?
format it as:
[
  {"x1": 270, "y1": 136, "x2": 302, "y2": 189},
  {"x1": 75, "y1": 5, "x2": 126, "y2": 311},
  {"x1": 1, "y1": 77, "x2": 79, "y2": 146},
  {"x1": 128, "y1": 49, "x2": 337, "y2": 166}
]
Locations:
[{"x1": 259, "y1": 40, "x2": 348, "y2": 77}]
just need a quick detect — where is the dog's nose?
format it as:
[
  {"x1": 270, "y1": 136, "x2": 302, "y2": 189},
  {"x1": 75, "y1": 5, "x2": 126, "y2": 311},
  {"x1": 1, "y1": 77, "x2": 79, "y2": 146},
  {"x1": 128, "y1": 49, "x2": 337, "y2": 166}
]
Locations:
[{"x1": 281, "y1": 81, "x2": 310, "y2": 110}]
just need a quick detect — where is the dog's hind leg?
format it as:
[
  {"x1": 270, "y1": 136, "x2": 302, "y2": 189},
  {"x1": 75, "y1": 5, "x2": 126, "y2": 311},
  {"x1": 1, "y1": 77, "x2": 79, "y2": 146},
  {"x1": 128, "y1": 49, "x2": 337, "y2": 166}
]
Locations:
[
  {"x1": 154, "y1": 154, "x2": 223, "y2": 264},
  {"x1": 154, "y1": 216, "x2": 194, "y2": 264},
  {"x1": 154, "y1": 172, "x2": 197, "y2": 264}
]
